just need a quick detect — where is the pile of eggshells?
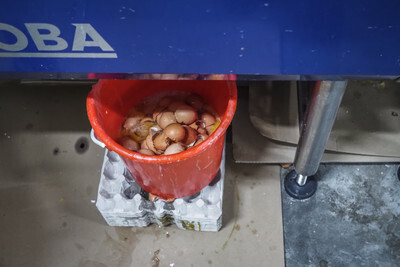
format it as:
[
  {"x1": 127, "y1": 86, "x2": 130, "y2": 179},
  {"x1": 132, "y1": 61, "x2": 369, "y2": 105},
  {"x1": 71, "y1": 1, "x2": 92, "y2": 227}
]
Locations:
[{"x1": 119, "y1": 94, "x2": 220, "y2": 156}]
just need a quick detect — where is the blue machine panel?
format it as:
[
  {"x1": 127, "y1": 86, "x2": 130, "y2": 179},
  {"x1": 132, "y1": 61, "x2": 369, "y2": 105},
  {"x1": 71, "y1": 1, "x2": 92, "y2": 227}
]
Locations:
[{"x1": 0, "y1": 0, "x2": 399, "y2": 75}]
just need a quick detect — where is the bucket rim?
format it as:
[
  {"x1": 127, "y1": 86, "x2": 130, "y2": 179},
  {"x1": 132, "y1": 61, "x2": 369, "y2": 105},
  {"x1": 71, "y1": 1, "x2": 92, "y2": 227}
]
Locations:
[{"x1": 87, "y1": 79, "x2": 237, "y2": 164}]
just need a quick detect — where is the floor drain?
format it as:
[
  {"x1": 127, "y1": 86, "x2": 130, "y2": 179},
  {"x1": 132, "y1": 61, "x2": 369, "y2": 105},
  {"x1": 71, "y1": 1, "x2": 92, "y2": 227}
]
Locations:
[{"x1": 75, "y1": 137, "x2": 89, "y2": 154}]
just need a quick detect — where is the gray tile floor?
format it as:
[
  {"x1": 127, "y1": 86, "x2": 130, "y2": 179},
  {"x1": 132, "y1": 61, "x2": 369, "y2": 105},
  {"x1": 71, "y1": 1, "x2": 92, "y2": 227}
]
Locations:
[
  {"x1": 281, "y1": 164, "x2": 400, "y2": 267},
  {"x1": 0, "y1": 82, "x2": 284, "y2": 267}
]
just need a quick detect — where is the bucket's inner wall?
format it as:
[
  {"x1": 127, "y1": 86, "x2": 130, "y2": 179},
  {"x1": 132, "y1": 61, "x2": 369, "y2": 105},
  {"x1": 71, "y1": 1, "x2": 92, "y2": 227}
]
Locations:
[{"x1": 92, "y1": 80, "x2": 232, "y2": 144}]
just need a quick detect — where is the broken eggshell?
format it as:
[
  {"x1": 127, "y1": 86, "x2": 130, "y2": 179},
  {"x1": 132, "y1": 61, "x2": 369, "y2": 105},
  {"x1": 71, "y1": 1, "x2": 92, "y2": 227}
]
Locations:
[
  {"x1": 164, "y1": 123, "x2": 186, "y2": 142},
  {"x1": 121, "y1": 92, "x2": 220, "y2": 156},
  {"x1": 164, "y1": 143, "x2": 185, "y2": 155},
  {"x1": 138, "y1": 149, "x2": 155, "y2": 155},
  {"x1": 120, "y1": 136, "x2": 140, "y2": 151},
  {"x1": 206, "y1": 119, "x2": 221, "y2": 136},
  {"x1": 180, "y1": 126, "x2": 198, "y2": 146},
  {"x1": 146, "y1": 132, "x2": 162, "y2": 155},
  {"x1": 141, "y1": 139, "x2": 149, "y2": 150},
  {"x1": 200, "y1": 112, "x2": 216, "y2": 127},
  {"x1": 123, "y1": 116, "x2": 141, "y2": 130},
  {"x1": 152, "y1": 105, "x2": 166, "y2": 121},
  {"x1": 153, "y1": 133, "x2": 171, "y2": 151},
  {"x1": 168, "y1": 100, "x2": 186, "y2": 112},
  {"x1": 149, "y1": 125, "x2": 162, "y2": 134},
  {"x1": 194, "y1": 133, "x2": 209, "y2": 147},
  {"x1": 189, "y1": 120, "x2": 207, "y2": 135},
  {"x1": 194, "y1": 139, "x2": 203, "y2": 147},
  {"x1": 157, "y1": 111, "x2": 177, "y2": 129},
  {"x1": 175, "y1": 104, "x2": 198, "y2": 125}
]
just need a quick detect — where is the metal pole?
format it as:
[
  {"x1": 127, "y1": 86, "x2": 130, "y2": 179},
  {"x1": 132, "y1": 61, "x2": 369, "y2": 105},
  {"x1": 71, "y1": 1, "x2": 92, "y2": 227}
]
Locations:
[
  {"x1": 284, "y1": 80, "x2": 347, "y2": 199},
  {"x1": 296, "y1": 174, "x2": 308, "y2": 186},
  {"x1": 294, "y1": 81, "x2": 347, "y2": 179}
]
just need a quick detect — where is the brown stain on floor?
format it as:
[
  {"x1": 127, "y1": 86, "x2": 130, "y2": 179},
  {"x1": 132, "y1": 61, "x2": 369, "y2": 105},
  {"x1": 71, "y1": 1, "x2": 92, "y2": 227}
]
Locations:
[
  {"x1": 269, "y1": 245, "x2": 277, "y2": 251},
  {"x1": 74, "y1": 243, "x2": 84, "y2": 251},
  {"x1": 151, "y1": 249, "x2": 161, "y2": 267},
  {"x1": 246, "y1": 222, "x2": 258, "y2": 236},
  {"x1": 221, "y1": 177, "x2": 241, "y2": 251}
]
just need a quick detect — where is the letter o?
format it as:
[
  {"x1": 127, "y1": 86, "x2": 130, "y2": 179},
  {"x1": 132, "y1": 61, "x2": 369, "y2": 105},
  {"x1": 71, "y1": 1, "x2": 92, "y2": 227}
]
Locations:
[{"x1": 0, "y1": 23, "x2": 28, "y2": 51}]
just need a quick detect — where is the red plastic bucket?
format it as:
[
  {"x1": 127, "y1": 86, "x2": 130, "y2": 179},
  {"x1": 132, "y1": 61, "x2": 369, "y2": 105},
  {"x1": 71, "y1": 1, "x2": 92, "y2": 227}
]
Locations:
[{"x1": 87, "y1": 79, "x2": 237, "y2": 199}]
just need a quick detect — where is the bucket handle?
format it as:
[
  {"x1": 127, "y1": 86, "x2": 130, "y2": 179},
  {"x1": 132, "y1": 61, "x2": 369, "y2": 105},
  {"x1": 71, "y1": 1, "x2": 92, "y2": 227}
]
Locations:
[{"x1": 90, "y1": 129, "x2": 106, "y2": 148}]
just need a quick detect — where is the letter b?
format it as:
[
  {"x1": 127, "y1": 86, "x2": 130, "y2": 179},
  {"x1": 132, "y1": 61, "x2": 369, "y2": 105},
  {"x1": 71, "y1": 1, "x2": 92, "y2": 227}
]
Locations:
[{"x1": 25, "y1": 23, "x2": 68, "y2": 51}]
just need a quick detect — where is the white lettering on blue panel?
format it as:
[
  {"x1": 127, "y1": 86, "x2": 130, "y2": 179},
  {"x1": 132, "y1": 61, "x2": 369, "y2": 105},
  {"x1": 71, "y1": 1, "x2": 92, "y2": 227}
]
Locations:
[{"x1": 0, "y1": 22, "x2": 117, "y2": 58}]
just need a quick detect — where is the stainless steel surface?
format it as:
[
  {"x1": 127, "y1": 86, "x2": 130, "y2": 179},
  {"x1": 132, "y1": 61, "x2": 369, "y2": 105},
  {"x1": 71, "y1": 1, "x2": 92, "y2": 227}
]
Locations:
[
  {"x1": 0, "y1": 73, "x2": 399, "y2": 81},
  {"x1": 295, "y1": 174, "x2": 308, "y2": 186},
  {"x1": 294, "y1": 81, "x2": 347, "y2": 176},
  {"x1": 232, "y1": 85, "x2": 400, "y2": 164},
  {"x1": 297, "y1": 81, "x2": 314, "y2": 132}
]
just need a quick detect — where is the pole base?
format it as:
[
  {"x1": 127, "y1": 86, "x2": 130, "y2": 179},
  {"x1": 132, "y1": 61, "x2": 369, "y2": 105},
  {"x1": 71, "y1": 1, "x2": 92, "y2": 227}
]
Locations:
[
  {"x1": 397, "y1": 166, "x2": 400, "y2": 182},
  {"x1": 284, "y1": 170, "x2": 317, "y2": 200}
]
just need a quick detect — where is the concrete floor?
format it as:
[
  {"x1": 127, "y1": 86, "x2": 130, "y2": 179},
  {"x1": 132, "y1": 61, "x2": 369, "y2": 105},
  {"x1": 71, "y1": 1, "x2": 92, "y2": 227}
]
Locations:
[
  {"x1": 281, "y1": 164, "x2": 400, "y2": 267},
  {"x1": 0, "y1": 82, "x2": 284, "y2": 267}
]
